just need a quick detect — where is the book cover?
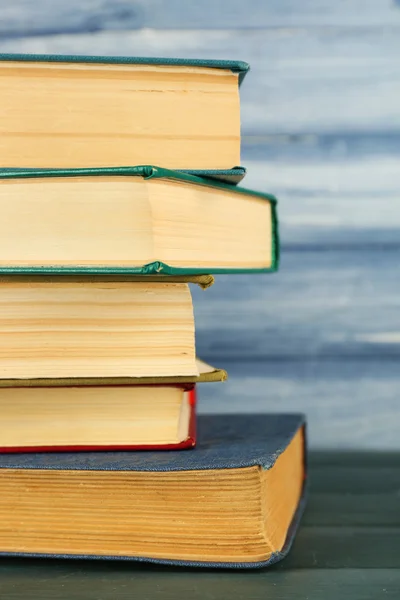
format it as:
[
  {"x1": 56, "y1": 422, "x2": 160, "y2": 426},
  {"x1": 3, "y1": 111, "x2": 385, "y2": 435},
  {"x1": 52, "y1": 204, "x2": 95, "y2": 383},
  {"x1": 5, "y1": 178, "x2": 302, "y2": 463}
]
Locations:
[
  {"x1": 0, "y1": 166, "x2": 278, "y2": 275},
  {"x1": 181, "y1": 167, "x2": 246, "y2": 184},
  {"x1": 0, "y1": 414, "x2": 306, "y2": 568},
  {"x1": 0, "y1": 357, "x2": 227, "y2": 388},
  {"x1": 0, "y1": 167, "x2": 246, "y2": 185},
  {"x1": 0, "y1": 53, "x2": 250, "y2": 84},
  {"x1": 0, "y1": 274, "x2": 216, "y2": 290}
]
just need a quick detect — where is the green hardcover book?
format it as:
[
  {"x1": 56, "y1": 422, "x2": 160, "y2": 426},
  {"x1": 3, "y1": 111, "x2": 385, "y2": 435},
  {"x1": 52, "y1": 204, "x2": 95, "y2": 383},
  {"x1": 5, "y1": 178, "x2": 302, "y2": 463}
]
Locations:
[
  {"x1": 0, "y1": 53, "x2": 248, "y2": 174},
  {"x1": 0, "y1": 166, "x2": 279, "y2": 275}
]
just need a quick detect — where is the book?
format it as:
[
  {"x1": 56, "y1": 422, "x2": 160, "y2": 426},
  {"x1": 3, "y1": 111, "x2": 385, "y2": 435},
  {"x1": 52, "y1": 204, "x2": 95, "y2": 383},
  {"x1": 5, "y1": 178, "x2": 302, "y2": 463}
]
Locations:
[
  {"x1": 0, "y1": 166, "x2": 278, "y2": 274},
  {"x1": 0, "y1": 53, "x2": 249, "y2": 171},
  {"x1": 0, "y1": 280, "x2": 199, "y2": 380},
  {"x1": 0, "y1": 414, "x2": 306, "y2": 568},
  {"x1": 0, "y1": 358, "x2": 227, "y2": 452},
  {"x1": 0, "y1": 384, "x2": 198, "y2": 453},
  {"x1": 0, "y1": 357, "x2": 227, "y2": 388}
]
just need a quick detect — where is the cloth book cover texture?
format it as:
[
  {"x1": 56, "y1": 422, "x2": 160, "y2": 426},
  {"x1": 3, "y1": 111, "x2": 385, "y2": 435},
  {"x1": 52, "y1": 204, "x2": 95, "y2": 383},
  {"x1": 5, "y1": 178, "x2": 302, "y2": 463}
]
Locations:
[
  {"x1": 0, "y1": 414, "x2": 307, "y2": 568},
  {"x1": 0, "y1": 166, "x2": 279, "y2": 275}
]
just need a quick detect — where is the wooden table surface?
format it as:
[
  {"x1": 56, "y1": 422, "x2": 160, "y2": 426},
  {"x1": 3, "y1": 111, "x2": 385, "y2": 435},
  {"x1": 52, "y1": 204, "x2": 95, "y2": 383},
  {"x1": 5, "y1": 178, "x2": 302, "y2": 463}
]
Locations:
[{"x1": 0, "y1": 450, "x2": 398, "y2": 599}]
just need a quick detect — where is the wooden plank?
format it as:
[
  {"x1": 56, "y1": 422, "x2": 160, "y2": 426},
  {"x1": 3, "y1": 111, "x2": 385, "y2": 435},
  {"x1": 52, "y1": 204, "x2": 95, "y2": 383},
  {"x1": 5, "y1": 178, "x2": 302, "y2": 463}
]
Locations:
[
  {"x1": 1, "y1": 27, "x2": 400, "y2": 134},
  {"x1": 0, "y1": 1, "x2": 146, "y2": 39},
  {"x1": 0, "y1": 562, "x2": 399, "y2": 599},
  {"x1": 192, "y1": 249, "x2": 400, "y2": 360},
  {"x1": 304, "y1": 493, "x2": 400, "y2": 527},
  {"x1": 196, "y1": 359, "x2": 400, "y2": 449},
  {"x1": 310, "y1": 451, "x2": 400, "y2": 467},
  {"x1": 243, "y1": 155, "x2": 400, "y2": 246},
  {"x1": 304, "y1": 454, "x2": 400, "y2": 525},
  {"x1": 281, "y1": 526, "x2": 400, "y2": 569},
  {"x1": 311, "y1": 466, "x2": 400, "y2": 494},
  {"x1": 1, "y1": 0, "x2": 400, "y2": 36}
]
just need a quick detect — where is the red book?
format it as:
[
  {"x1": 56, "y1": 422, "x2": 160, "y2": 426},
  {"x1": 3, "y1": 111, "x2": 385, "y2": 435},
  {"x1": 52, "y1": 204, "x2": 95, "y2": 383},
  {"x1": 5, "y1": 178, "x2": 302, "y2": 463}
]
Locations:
[{"x1": 0, "y1": 384, "x2": 197, "y2": 453}]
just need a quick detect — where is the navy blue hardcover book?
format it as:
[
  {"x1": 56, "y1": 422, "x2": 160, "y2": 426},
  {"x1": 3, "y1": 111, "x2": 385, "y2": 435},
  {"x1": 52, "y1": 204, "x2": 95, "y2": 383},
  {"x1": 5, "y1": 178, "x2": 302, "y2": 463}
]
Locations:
[{"x1": 0, "y1": 414, "x2": 307, "y2": 569}]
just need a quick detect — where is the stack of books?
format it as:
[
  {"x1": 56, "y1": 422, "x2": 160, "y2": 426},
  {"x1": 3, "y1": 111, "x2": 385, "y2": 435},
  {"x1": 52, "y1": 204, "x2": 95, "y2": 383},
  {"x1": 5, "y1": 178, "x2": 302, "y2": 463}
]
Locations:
[{"x1": 0, "y1": 53, "x2": 306, "y2": 568}]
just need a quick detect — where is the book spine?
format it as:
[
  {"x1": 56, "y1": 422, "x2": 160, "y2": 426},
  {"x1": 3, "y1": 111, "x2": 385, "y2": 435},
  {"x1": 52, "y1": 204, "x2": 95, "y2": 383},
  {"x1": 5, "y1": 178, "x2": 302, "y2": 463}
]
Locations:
[{"x1": 185, "y1": 384, "x2": 196, "y2": 448}]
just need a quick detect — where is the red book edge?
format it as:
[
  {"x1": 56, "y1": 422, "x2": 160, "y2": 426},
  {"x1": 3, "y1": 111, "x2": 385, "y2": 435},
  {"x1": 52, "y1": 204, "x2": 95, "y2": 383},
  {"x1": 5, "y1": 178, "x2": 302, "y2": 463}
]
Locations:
[{"x1": 0, "y1": 385, "x2": 197, "y2": 453}]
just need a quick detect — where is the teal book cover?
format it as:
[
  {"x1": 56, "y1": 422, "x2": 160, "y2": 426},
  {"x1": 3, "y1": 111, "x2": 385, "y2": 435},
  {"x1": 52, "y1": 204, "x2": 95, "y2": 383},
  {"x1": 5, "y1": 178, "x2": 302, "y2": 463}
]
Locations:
[
  {"x1": 0, "y1": 53, "x2": 249, "y2": 83},
  {"x1": 180, "y1": 167, "x2": 246, "y2": 185},
  {"x1": 0, "y1": 166, "x2": 279, "y2": 275},
  {"x1": 0, "y1": 414, "x2": 306, "y2": 569}
]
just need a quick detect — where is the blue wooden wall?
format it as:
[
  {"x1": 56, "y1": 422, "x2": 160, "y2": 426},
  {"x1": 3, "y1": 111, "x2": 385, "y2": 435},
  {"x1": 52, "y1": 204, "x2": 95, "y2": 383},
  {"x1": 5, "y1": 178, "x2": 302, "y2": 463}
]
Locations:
[{"x1": 1, "y1": 0, "x2": 399, "y2": 448}]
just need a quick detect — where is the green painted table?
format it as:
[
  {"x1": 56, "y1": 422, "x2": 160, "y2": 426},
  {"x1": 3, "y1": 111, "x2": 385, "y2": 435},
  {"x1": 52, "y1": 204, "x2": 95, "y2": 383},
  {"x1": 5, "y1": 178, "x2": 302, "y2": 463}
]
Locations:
[{"x1": 0, "y1": 451, "x2": 398, "y2": 599}]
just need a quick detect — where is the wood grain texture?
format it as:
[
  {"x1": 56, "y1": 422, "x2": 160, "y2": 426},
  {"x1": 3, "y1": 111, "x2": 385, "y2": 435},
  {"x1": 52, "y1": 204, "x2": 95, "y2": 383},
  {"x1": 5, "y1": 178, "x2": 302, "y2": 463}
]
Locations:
[
  {"x1": 1, "y1": 0, "x2": 400, "y2": 35},
  {"x1": 196, "y1": 359, "x2": 400, "y2": 449},
  {"x1": 1, "y1": 565, "x2": 399, "y2": 600},
  {"x1": 0, "y1": 3, "x2": 398, "y2": 448},
  {"x1": 304, "y1": 494, "x2": 400, "y2": 527},
  {"x1": 193, "y1": 252, "x2": 400, "y2": 360},
  {"x1": 3, "y1": 569, "x2": 400, "y2": 600}
]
